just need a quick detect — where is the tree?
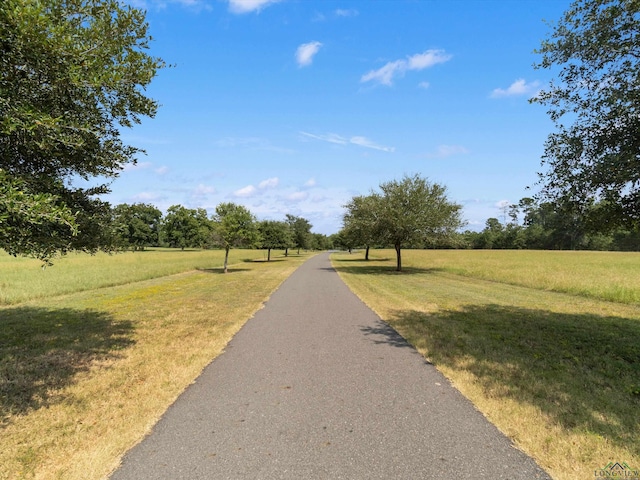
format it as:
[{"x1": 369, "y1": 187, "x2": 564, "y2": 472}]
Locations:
[
  {"x1": 162, "y1": 205, "x2": 210, "y2": 250},
  {"x1": 480, "y1": 218, "x2": 504, "y2": 249},
  {"x1": 342, "y1": 194, "x2": 381, "y2": 260},
  {"x1": 211, "y1": 203, "x2": 259, "y2": 273},
  {"x1": 331, "y1": 230, "x2": 354, "y2": 253},
  {"x1": 257, "y1": 220, "x2": 291, "y2": 261},
  {"x1": 285, "y1": 214, "x2": 312, "y2": 254},
  {"x1": 112, "y1": 203, "x2": 162, "y2": 250},
  {"x1": 310, "y1": 232, "x2": 331, "y2": 251},
  {"x1": 377, "y1": 174, "x2": 464, "y2": 271},
  {"x1": 0, "y1": 0, "x2": 164, "y2": 263},
  {"x1": 532, "y1": 0, "x2": 640, "y2": 230}
]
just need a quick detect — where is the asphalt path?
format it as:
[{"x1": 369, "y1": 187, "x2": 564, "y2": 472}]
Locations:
[{"x1": 110, "y1": 252, "x2": 551, "y2": 479}]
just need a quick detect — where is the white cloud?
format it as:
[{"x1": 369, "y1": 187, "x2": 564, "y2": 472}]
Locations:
[
  {"x1": 361, "y1": 49, "x2": 451, "y2": 86},
  {"x1": 335, "y1": 8, "x2": 358, "y2": 17},
  {"x1": 227, "y1": 0, "x2": 280, "y2": 14},
  {"x1": 287, "y1": 191, "x2": 309, "y2": 202},
  {"x1": 192, "y1": 184, "x2": 216, "y2": 198},
  {"x1": 312, "y1": 11, "x2": 326, "y2": 22},
  {"x1": 426, "y1": 144, "x2": 469, "y2": 158},
  {"x1": 491, "y1": 78, "x2": 541, "y2": 98},
  {"x1": 418, "y1": 81, "x2": 430, "y2": 89},
  {"x1": 177, "y1": 0, "x2": 205, "y2": 7},
  {"x1": 349, "y1": 136, "x2": 395, "y2": 153},
  {"x1": 155, "y1": 166, "x2": 169, "y2": 175},
  {"x1": 304, "y1": 178, "x2": 316, "y2": 187},
  {"x1": 122, "y1": 161, "x2": 152, "y2": 172},
  {"x1": 296, "y1": 41, "x2": 323, "y2": 67},
  {"x1": 299, "y1": 131, "x2": 348, "y2": 145},
  {"x1": 132, "y1": 192, "x2": 162, "y2": 202},
  {"x1": 300, "y1": 131, "x2": 393, "y2": 152},
  {"x1": 408, "y1": 50, "x2": 452, "y2": 70},
  {"x1": 361, "y1": 60, "x2": 405, "y2": 86},
  {"x1": 233, "y1": 184, "x2": 351, "y2": 235},
  {"x1": 232, "y1": 178, "x2": 278, "y2": 199},
  {"x1": 259, "y1": 177, "x2": 279, "y2": 189},
  {"x1": 234, "y1": 185, "x2": 257, "y2": 197}
]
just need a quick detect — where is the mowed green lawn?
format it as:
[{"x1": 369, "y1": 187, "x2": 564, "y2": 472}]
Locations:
[
  {"x1": 0, "y1": 248, "x2": 313, "y2": 480},
  {"x1": 331, "y1": 249, "x2": 640, "y2": 480}
]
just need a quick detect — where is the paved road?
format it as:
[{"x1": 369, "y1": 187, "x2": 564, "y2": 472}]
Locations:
[{"x1": 110, "y1": 252, "x2": 550, "y2": 479}]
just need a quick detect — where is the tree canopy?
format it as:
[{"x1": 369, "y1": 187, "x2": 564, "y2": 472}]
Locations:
[
  {"x1": 341, "y1": 174, "x2": 464, "y2": 271},
  {"x1": 285, "y1": 214, "x2": 312, "y2": 254},
  {"x1": 257, "y1": 220, "x2": 292, "y2": 261},
  {"x1": 211, "y1": 203, "x2": 259, "y2": 272},
  {"x1": 377, "y1": 175, "x2": 463, "y2": 271},
  {"x1": 0, "y1": 0, "x2": 164, "y2": 263},
  {"x1": 112, "y1": 203, "x2": 162, "y2": 250},
  {"x1": 341, "y1": 194, "x2": 381, "y2": 260},
  {"x1": 162, "y1": 205, "x2": 210, "y2": 250},
  {"x1": 532, "y1": 0, "x2": 640, "y2": 230}
]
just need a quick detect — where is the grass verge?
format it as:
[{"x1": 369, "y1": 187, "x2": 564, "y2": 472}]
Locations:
[
  {"x1": 0, "y1": 250, "x2": 312, "y2": 480},
  {"x1": 331, "y1": 249, "x2": 640, "y2": 480},
  {"x1": 0, "y1": 248, "x2": 272, "y2": 305}
]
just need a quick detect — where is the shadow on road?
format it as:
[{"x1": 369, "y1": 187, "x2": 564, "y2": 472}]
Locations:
[{"x1": 359, "y1": 320, "x2": 416, "y2": 350}]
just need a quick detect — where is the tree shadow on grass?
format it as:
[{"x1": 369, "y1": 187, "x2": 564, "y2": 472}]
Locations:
[
  {"x1": 0, "y1": 307, "x2": 135, "y2": 427},
  {"x1": 332, "y1": 262, "x2": 444, "y2": 276},
  {"x1": 386, "y1": 305, "x2": 640, "y2": 457},
  {"x1": 242, "y1": 259, "x2": 287, "y2": 264},
  {"x1": 196, "y1": 267, "x2": 251, "y2": 274},
  {"x1": 330, "y1": 256, "x2": 393, "y2": 263}
]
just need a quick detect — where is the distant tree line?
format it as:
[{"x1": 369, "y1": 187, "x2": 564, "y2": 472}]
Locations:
[
  {"x1": 462, "y1": 198, "x2": 640, "y2": 251},
  {"x1": 335, "y1": 182, "x2": 640, "y2": 253},
  {"x1": 109, "y1": 202, "x2": 331, "y2": 270}
]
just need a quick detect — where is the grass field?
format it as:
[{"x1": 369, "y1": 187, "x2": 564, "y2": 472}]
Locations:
[
  {"x1": 411, "y1": 249, "x2": 640, "y2": 304},
  {"x1": 0, "y1": 248, "x2": 278, "y2": 305},
  {"x1": 0, "y1": 248, "x2": 312, "y2": 480},
  {"x1": 331, "y1": 249, "x2": 640, "y2": 480}
]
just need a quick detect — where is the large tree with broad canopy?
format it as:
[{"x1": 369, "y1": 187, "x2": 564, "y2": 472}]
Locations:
[
  {"x1": 342, "y1": 174, "x2": 464, "y2": 271},
  {"x1": 532, "y1": 0, "x2": 640, "y2": 230},
  {"x1": 0, "y1": 0, "x2": 164, "y2": 263}
]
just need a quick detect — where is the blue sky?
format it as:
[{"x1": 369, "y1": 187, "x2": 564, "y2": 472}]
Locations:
[{"x1": 109, "y1": 0, "x2": 570, "y2": 235}]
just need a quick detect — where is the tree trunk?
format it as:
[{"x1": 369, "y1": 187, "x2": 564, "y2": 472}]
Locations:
[
  {"x1": 365, "y1": 245, "x2": 370, "y2": 261},
  {"x1": 395, "y1": 244, "x2": 402, "y2": 272},
  {"x1": 224, "y1": 246, "x2": 230, "y2": 273},
  {"x1": 267, "y1": 248, "x2": 271, "y2": 262},
  {"x1": 285, "y1": 247, "x2": 288, "y2": 257}
]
